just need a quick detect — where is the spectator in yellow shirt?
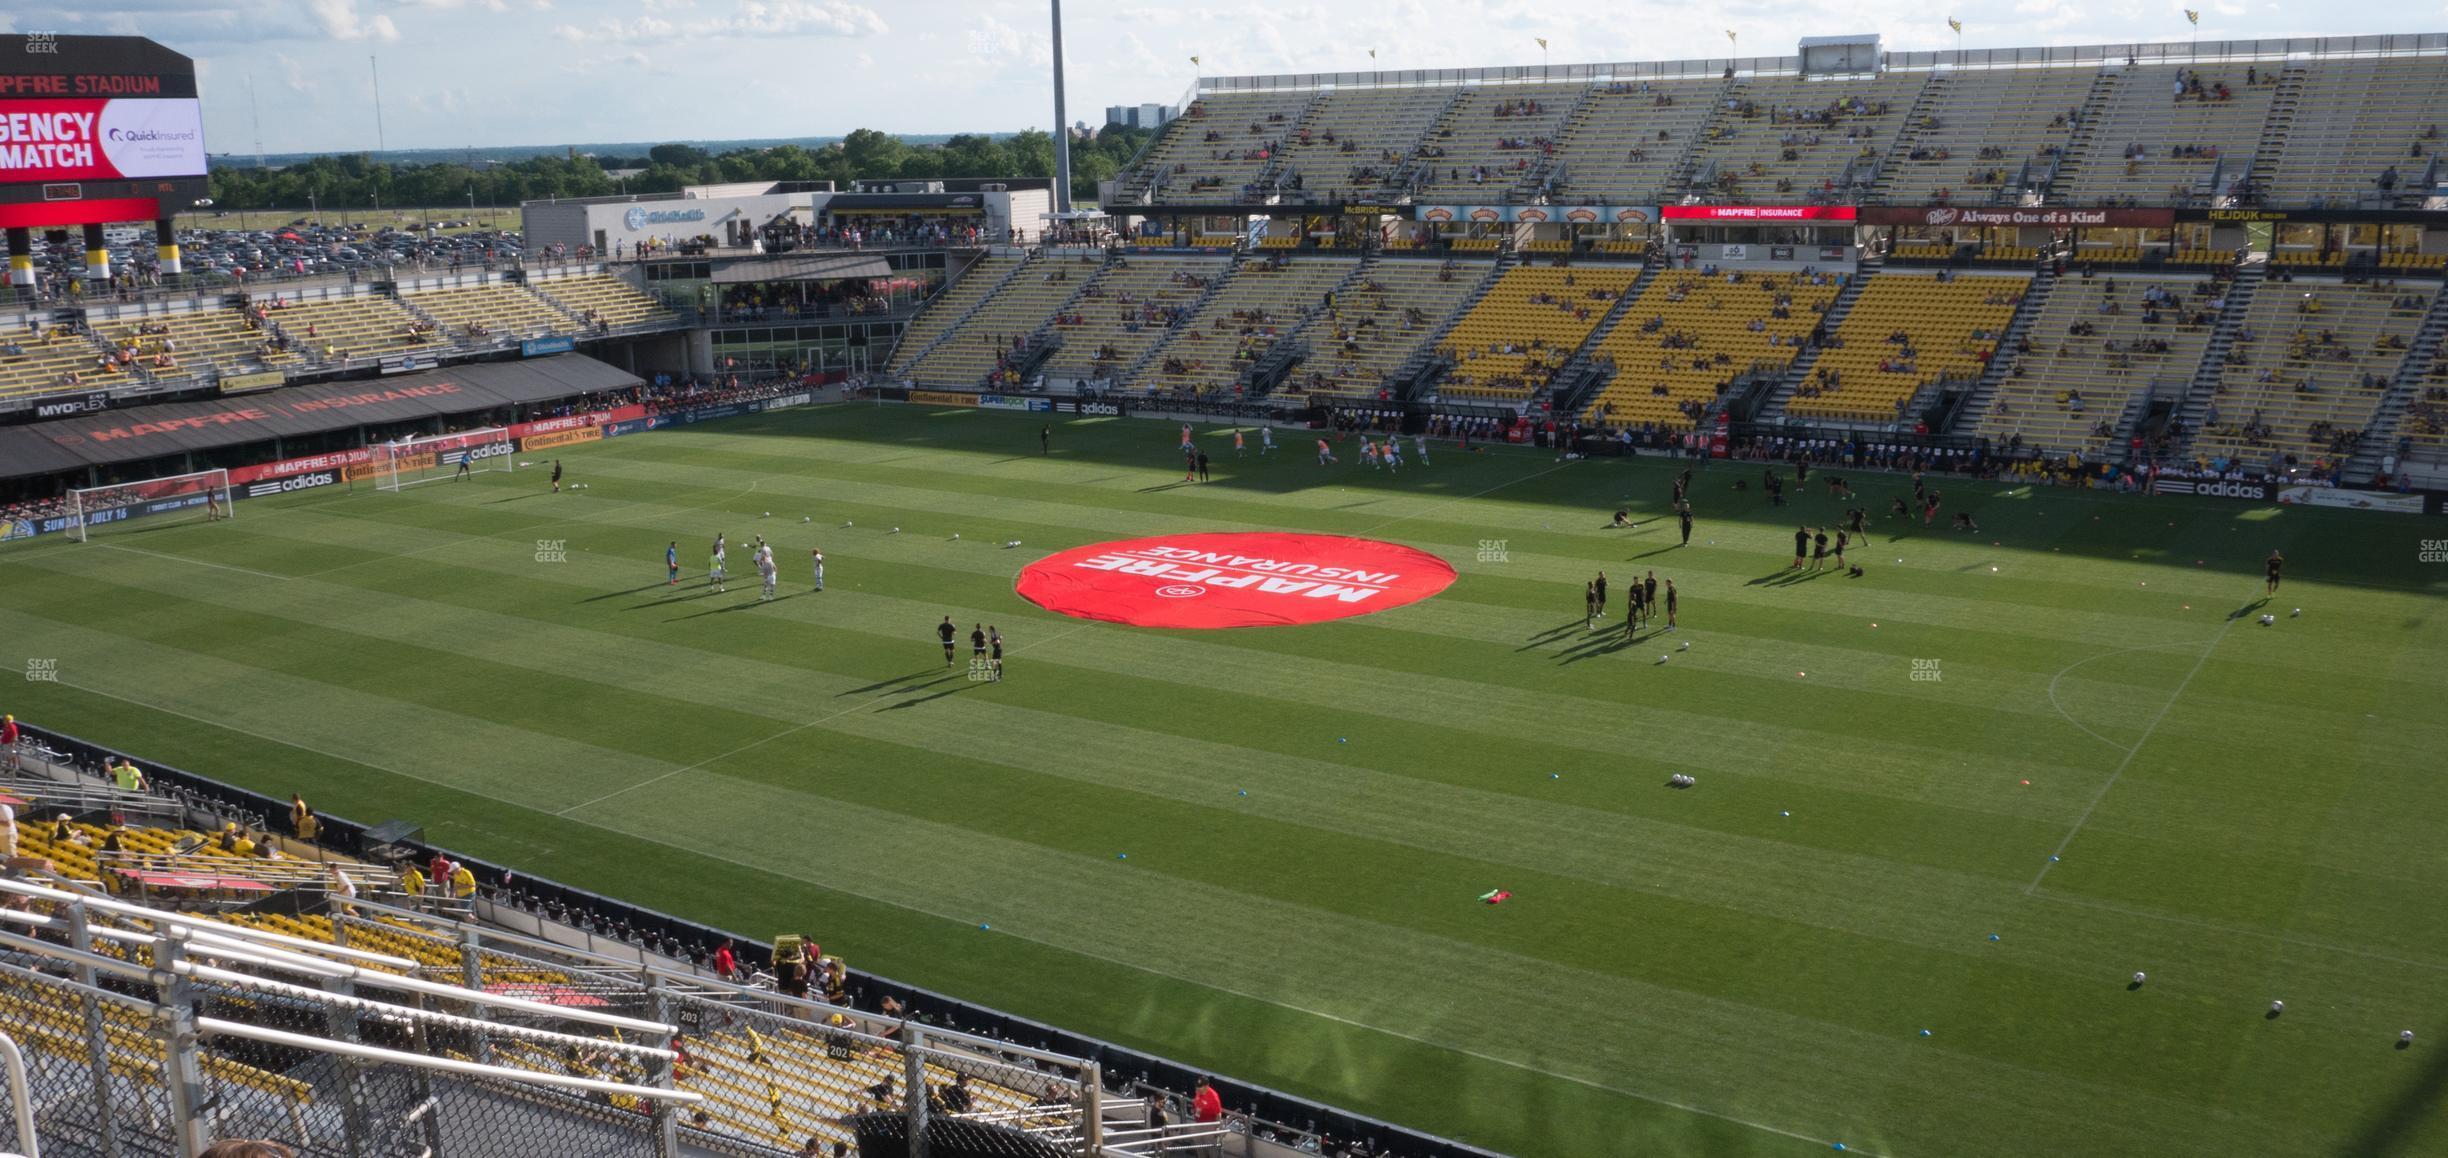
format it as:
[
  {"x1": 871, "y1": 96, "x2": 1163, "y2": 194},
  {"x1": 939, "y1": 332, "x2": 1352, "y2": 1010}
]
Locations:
[
  {"x1": 398, "y1": 865, "x2": 426, "y2": 907},
  {"x1": 449, "y1": 863, "x2": 476, "y2": 901}
]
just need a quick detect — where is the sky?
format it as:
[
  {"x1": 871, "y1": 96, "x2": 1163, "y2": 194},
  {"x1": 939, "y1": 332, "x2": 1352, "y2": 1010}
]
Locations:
[{"x1": 0, "y1": 1, "x2": 2423, "y2": 155}]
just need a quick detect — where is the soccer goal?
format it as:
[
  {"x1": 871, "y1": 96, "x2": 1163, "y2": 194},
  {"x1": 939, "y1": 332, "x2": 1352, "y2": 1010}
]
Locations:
[
  {"x1": 65, "y1": 467, "x2": 233, "y2": 542},
  {"x1": 375, "y1": 428, "x2": 514, "y2": 491}
]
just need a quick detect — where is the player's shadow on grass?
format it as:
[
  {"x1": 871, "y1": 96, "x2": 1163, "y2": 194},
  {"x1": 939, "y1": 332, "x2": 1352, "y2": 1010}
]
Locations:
[
  {"x1": 1515, "y1": 620, "x2": 1590, "y2": 651},
  {"x1": 1137, "y1": 480, "x2": 1197, "y2": 493},
  {"x1": 485, "y1": 492, "x2": 552, "y2": 504},
  {"x1": 836, "y1": 670, "x2": 946, "y2": 696},
  {"x1": 2228, "y1": 597, "x2": 2271, "y2": 620},
  {"x1": 665, "y1": 594, "x2": 800, "y2": 621},
  {"x1": 623, "y1": 586, "x2": 730, "y2": 609},
  {"x1": 1628, "y1": 544, "x2": 1682, "y2": 560},
  {"x1": 1748, "y1": 568, "x2": 1829, "y2": 586},
  {"x1": 1557, "y1": 628, "x2": 1659, "y2": 663},
  {"x1": 581, "y1": 582, "x2": 678, "y2": 603},
  {"x1": 2340, "y1": 1032, "x2": 2448, "y2": 1158},
  {"x1": 879, "y1": 680, "x2": 978, "y2": 710}
]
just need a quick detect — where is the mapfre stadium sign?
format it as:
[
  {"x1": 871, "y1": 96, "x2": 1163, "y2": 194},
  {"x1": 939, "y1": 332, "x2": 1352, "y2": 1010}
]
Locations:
[{"x1": 1016, "y1": 532, "x2": 1456, "y2": 629}]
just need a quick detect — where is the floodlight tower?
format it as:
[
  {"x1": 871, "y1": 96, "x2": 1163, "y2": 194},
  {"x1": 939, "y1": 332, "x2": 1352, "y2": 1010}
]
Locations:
[{"x1": 1050, "y1": 0, "x2": 1074, "y2": 214}]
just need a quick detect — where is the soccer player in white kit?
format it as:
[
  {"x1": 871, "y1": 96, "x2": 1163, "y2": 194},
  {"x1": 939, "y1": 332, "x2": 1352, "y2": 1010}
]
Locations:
[
  {"x1": 1260, "y1": 426, "x2": 1275, "y2": 454},
  {"x1": 710, "y1": 537, "x2": 728, "y2": 593},
  {"x1": 1415, "y1": 432, "x2": 1430, "y2": 464},
  {"x1": 810, "y1": 547, "x2": 825, "y2": 592},
  {"x1": 758, "y1": 547, "x2": 778, "y2": 601}
]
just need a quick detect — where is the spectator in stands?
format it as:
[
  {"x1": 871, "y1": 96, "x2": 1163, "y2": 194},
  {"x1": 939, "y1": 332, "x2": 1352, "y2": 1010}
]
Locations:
[
  {"x1": 932, "y1": 1073, "x2": 974, "y2": 1115},
  {"x1": 1, "y1": 714, "x2": 17, "y2": 772},
  {"x1": 288, "y1": 794, "x2": 318, "y2": 841},
  {"x1": 711, "y1": 939, "x2": 738, "y2": 981},
  {"x1": 326, "y1": 864, "x2": 358, "y2": 916},
  {"x1": 110, "y1": 756, "x2": 146, "y2": 793},
  {"x1": 449, "y1": 861, "x2": 477, "y2": 905},
  {"x1": 397, "y1": 862, "x2": 426, "y2": 908},
  {"x1": 1193, "y1": 1076, "x2": 1223, "y2": 1129},
  {"x1": 0, "y1": 798, "x2": 13, "y2": 859}
]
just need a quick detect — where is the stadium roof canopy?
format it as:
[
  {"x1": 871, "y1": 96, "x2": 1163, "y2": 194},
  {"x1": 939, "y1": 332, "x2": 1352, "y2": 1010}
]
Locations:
[{"x1": 0, "y1": 355, "x2": 638, "y2": 474}]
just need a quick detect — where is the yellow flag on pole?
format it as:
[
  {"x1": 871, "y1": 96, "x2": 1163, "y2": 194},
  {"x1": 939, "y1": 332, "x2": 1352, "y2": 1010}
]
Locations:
[
  {"x1": 1947, "y1": 17, "x2": 1963, "y2": 33},
  {"x1": 1536, "y1": 37, "x2": 1548, "y2": 50},
  {"x1": 2184, "y1": 8, "x2": 2200, "y2": 24},
  {"x1": 1189, "y1": 55, "x2": 1201, "y2": 67}
]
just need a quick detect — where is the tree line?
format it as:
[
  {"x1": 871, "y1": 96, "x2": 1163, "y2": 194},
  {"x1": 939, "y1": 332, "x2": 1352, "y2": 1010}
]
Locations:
[{"x1": 205, "y1": 125, "x2": 1157, "y2": 213}]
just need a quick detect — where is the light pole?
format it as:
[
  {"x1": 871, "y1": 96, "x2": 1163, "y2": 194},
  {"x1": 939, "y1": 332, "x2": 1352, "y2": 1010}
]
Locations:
[{"x1": 1050, "y1": 0, "x2": 1073, "y2": 215}]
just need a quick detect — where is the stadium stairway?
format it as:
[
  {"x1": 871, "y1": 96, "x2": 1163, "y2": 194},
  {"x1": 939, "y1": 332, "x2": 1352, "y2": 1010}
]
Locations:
[
  {"x1": 882, "y1": 251, "x2": 1028, "y2": 375},
  {"x1": 1114, "y1": 259, "x2": 1242, "y2": 385},
  {"x1": 2343, "y1": 274, "x2": 2448, "y2": 482},
  {"x1": 1547, "y1": 258, "x2": 1662, "y2": 417},
  {"x1": 1866, "y1": 72, "x2": 1955, "y2": 204},
  {"x1": 1947, "y1": 267, "x2": 2057, "y2": 432},
  {"x1": 1397, "y1": 254, "x2": 1518, "y2": 401},
  {"x1": 1385, "y1": 87, "x2": 1471, "y2": 196},
  {"x1": 1758, "y1": 269, "x2": 1874, "y2": 419},
  {"x1": 2241, "y1": 65, "x2": 2311, "y2": 200},
  {"x1": 1253, "y1": 92, "x2": 1333, "y2": 199},
  {"x1": 2044, "y1": 68, "x2": 2125, "y2": 199},
  {"x1": 2169, "y1": 265, "x2": 2265, "y2": 442}
]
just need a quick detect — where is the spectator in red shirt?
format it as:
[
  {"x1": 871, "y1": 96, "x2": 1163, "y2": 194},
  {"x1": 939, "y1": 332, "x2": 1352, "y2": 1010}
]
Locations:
[
  {"x1": 711, "y1": 940, "x2": 737, "y2": 981},
  {"x1": 1192, "y1": 1076, "x2": 1222, "y2": 1124},
  {"x1": 0, "y1": 714, "x2": 18, "y2": 771}
]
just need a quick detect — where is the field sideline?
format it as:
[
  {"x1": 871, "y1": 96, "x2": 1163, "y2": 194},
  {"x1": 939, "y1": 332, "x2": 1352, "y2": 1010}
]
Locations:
[{"x1": 3, "y1": 402, "x2": 2446, "y2": 1157}]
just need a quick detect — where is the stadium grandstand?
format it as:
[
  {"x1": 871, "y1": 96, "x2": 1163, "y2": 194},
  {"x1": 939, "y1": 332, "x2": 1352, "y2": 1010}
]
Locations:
[
  {"x1": 0, "y1": 722, "x2": 1488, "y2": 1158},
  {"x1": 11, "y1": 24, "x2": 2448, "y2": 1158}
]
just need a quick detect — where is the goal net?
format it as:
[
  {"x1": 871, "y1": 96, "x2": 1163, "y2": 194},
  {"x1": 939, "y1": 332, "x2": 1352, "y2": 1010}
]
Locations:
[
  {"x1": 376, "y1": 428, "x2": 514, "y2": 491},
  {"x1": 66, "y1": 468, "x2": 232, "y2": 542}
]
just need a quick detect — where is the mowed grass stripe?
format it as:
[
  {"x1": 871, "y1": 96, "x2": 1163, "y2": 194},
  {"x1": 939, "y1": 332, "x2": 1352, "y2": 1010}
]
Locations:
[{"x1": 7, "y1": 404, "x2": 2446, "y2": 1158}]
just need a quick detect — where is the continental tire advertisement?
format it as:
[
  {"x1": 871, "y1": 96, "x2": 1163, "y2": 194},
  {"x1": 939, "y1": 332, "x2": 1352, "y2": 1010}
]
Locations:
[{"x1": 522, "y1": 426, "x2": 604, "y2": 453}]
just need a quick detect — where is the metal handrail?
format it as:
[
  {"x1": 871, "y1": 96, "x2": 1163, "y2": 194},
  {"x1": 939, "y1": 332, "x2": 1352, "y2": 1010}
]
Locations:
[{"x1": 0, "y1": 1032, "x2": 32, "y2": 1158}]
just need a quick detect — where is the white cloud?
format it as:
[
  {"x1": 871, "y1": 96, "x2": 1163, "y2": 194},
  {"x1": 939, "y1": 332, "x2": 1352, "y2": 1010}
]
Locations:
[
  {"x1": 309, "y1": 0, "x2": 401, "y2": 41},
  {"x1": 726, "y1": 0, "x2": 885, "y2": 36}
]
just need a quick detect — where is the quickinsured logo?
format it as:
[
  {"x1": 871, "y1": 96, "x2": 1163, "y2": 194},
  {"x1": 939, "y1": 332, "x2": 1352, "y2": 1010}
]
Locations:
[{"x1": 1016, "y1": 531, "x2": 1457, "y2": 629}]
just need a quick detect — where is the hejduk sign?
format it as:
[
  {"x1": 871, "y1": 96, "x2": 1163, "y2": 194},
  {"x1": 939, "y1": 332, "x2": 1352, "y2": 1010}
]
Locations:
[
  {"x1": 0, "y1": 98, "x2": 205, "y2": 182},
  {"x1": 1016, "y1": 532, "x2": 1456, "y2": 629}
]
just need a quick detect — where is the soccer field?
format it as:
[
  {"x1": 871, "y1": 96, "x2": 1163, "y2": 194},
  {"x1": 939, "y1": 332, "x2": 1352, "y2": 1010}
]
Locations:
[{"x1": 5, "y1": 403, "x2": 2447, "y2": 1158}]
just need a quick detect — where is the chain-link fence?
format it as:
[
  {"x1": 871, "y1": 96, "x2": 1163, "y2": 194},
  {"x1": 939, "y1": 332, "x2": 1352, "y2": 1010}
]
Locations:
[{"x1": 662, "y1": 989, "x2": 1098, "y2": 1158}]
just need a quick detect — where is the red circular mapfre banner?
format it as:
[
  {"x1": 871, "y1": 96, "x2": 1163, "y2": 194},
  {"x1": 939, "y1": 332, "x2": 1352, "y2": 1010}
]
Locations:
[{"x1": 1016, "y1": 532, "x2": 1458, "y2": 629}]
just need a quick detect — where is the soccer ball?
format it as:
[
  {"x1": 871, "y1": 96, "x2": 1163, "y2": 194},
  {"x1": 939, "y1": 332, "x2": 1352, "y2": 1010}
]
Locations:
[
  {"x1": 1679, "y1": 641, "x2": 1690, "y2": 651},
  {"x1": 2291, "y1": 608, "x2": 2301, "y2": 617},
  {"x1": 1658, "y1": 654, "x2": 1670, "y2": 663},
  {"x1": 762, "y1": 511, "x2": 770, "y2": 518},
  {"x1": 2259, "y1": 614, "x2": 2275, "y2": 625},
  {"x1": 951, "y1": 533, "x2": 961, "y2": 540}
]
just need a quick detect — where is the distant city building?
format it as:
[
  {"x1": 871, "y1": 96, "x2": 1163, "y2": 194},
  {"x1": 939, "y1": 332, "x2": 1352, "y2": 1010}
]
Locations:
[{"x1": 1104, "y1": 103, "x2": 1173, "y2": 131}]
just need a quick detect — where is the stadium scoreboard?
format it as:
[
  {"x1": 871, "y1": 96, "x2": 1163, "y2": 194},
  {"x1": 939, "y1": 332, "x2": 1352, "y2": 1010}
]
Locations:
[{"x1": 0, "y1": 34, "x2": 208, "y2": 283}]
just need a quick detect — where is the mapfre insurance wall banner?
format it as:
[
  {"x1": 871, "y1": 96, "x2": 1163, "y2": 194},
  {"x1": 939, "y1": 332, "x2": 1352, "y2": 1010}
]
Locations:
[{"x1": 0, "y1": 99, "x2": 206, "y2": 183}]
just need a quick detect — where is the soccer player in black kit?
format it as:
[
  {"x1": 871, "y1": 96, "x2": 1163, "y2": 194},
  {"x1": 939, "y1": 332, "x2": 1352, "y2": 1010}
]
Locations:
[
  {"x1": 1792, "y1": 525, "x2": 1810, "y2": 570},
  {"x1": 1594, "y1": 571, "x2": 1609, "y2": 618},
  {"x1": 938, "y1": 617, "x2": 958, "y2": 666},
  {"x1": 2265, "y1": 550, "x2": 2284, "y2": 594},
  {"x1": 1678, "y1": 502, "x2": 1694, "y2": 546},
  {"x1": 970, "y1": 624, "x2": 988, "y2": 665}
]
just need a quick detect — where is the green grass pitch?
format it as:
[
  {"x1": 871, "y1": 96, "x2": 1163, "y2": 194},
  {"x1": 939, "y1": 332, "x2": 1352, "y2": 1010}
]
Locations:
[{"x1": 4, "y1": 403, "x2": 2446, "y2": 1157}]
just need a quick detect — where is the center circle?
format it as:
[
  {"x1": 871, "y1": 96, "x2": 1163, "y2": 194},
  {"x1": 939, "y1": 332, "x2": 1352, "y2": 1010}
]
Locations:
[{"x1": 1016, "y1": 531, "x2": 1458, "y2": 629}]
